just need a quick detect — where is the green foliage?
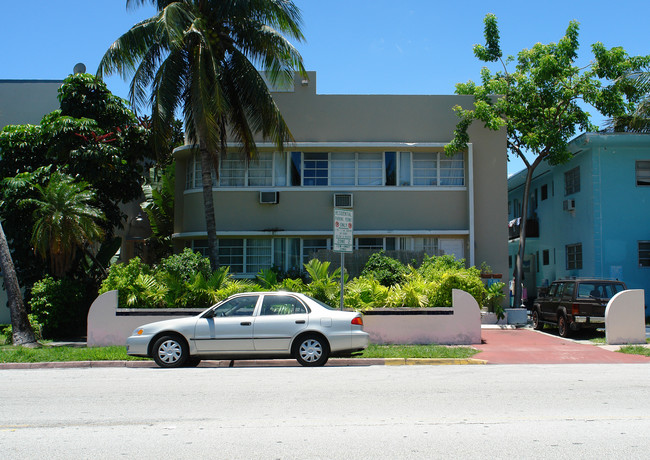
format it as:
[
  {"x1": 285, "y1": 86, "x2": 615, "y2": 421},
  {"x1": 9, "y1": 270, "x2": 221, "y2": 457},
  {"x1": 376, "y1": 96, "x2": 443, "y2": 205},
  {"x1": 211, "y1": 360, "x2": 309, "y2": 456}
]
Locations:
[
  {"x1": 303, "y1": 259, "x2": 345, "y2": 307},
  {"x1": 486, "y1": 282, "x2": 506, "y2": 319},
  {"x1": 361, "y1": 251, "x2": 407, "y2": 287},
  {"x1": 343, "y1": 276, "x2": 389, "y2": 311},
  {"x1": 99, "y1": 257, "x2": 153, "y2": 308},
  {"x1": 256, "y1": 267, "x2": 279, "y2": 290},
  {"x1": 156, "y1": 248, "x2": 212, "y2": 284},
  {"x1": 141, "y1": 163, "x2": 175, "y2": 262},
  {"x1": 29, "y1": 276, "x2": 87, "y2": 338}
]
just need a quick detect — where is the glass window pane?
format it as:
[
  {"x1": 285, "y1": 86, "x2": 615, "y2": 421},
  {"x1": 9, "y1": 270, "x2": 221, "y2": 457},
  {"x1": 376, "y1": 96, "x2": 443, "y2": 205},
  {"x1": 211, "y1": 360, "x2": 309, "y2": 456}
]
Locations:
[
  {"x1": 385, "y1": 152, "x2": 396, "y2": 186},
  {"x1": 639, "y1": 241, "x2": 650, "y2": 267},
  {"x1": 302, "y1": 239, "x2": 327, "y2": 264},
  {"x1": 399, "y1": 152, "x2": 411, "y2": 186},
  {"x1": 331, "y1": 152, "x2": 355, "y2": 186},
  {"x1": 261, "y1": 295, "x2": 307, "y2": 315},
  {"x1": 248, "y1": 152, "x2": 273, "y2": 186},
  {"x1": 219, "y1": 239, "x2": 244, "y2": 272},
  {"x1": 636, "y1": 161, "x2": 650, "y2": 186},
  {"x1": 303, "y1": 152, "x2": 328, "y2": 186},
  {"x1": 413, "y1": 152, "x2": 437, "y2": 186},
  {"x1": 220, "y1": 155, "x2": 246, "y2": 187},
  {"x1": 290, "y1": 152, "x2": 302, "y2": 186},
  {"x1": 357, "y1": 153, "x2": 382, "y2": 186},
  {"x1": 246, "y1": 239, "x2": 272, "y2": 273},
  {"x1": 440, "y1": 152, "x2": 465, "y2": 186},
  {"x1": 288, "y1": 238, "x2": 301, "y2": 272},
  {"x1": 274, "y1": 152, "x2": 287, "y2": 186}
]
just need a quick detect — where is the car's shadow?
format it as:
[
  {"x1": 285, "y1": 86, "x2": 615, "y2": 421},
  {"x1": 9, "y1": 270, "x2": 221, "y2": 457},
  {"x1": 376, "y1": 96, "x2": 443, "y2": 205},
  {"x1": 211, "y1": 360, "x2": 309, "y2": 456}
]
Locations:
[{"x1": 538, "y1": 326, "x2": 606, "y2": 341}]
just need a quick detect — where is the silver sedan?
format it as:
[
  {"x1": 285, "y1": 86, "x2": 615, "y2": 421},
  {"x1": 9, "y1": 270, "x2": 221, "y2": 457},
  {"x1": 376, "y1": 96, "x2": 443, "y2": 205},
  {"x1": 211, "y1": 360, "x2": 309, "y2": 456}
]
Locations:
[{"x1": 126, "y1": 292, "x2": 369, "y2": 368}]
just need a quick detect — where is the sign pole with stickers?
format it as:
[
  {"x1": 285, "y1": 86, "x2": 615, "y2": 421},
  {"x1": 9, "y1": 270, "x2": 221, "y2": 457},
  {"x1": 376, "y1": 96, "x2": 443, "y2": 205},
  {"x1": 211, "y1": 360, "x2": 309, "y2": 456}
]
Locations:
[{"x1": 333, "y1": 208, "x2": 353, "y2": 310}]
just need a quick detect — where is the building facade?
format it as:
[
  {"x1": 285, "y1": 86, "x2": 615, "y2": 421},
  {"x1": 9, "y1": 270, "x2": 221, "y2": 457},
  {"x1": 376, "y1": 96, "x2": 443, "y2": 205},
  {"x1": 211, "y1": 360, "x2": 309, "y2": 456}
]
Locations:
[
  {"x1": 508, "y1": 132, "x2": 650, "y2": 314},
  {"x1": 173, "y1": 72, "x2": 508, "y2": 278}
]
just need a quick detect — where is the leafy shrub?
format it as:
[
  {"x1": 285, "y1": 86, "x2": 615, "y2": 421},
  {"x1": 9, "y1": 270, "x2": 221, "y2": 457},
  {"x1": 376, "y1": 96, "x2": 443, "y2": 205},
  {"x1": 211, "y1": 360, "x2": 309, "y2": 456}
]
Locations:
[
  {"x1": 99, "y1": 257, "x2": 152, "y2": 308},
  {"x1": 486, "y1": 281, "x2": 506, "y2": 319},
  {"x1": 29, "y1": 276, "x2": 87, "y2": 338},
  {"x1": 1, "y1": 315, "x2": 43, "y2": 344},
  {"x1": 428, "y1": 272, "x2": 487, "y2": 307},
  {"x1": 156, "y1": 248, "x2": 211, "y2": 283},
  {"x1": 344, "y1": 276, "x2": 389, "y2": 310},
  {"x1": 361, "y1": 251, "x2": 407, "y2": 287}
]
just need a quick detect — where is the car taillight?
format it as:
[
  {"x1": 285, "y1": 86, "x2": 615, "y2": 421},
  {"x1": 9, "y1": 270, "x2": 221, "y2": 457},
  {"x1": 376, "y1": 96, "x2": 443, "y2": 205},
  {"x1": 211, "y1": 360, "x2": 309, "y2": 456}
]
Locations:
[
  {"x1": 351, "y1": 317, "x2": 363, "y2": 326},
  {"x1": 572, "y1": 304, "x2": 580, "y2": 316}
]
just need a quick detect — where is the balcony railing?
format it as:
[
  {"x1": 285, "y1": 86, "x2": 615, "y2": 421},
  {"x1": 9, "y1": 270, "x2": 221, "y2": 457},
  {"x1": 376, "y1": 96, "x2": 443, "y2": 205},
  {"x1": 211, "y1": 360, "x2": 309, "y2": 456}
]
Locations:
[{"x1": 508, "y1": 218, "x2": 539, "y2": 240}]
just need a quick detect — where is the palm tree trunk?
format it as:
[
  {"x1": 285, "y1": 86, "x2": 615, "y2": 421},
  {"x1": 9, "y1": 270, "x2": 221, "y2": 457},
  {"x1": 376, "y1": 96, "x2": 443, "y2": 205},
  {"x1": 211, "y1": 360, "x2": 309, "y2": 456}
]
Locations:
[
  {"x1": 199, "y1": 139, "x2": 220, "y2": 270},
  {"x1": 0, "y1": 221, "x2": 37, "y2": 346}
]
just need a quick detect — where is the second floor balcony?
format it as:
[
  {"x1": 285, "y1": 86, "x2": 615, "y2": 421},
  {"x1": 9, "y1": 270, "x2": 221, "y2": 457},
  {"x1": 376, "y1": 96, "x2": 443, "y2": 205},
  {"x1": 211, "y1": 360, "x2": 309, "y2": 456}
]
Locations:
[{"x1": 508, "y1": 217, "x2": 539, "y2": 240}]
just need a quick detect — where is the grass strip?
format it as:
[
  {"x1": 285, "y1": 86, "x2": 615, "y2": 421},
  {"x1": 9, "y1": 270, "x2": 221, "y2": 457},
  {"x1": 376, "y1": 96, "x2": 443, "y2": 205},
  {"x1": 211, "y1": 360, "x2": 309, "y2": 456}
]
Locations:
[
  {"x1": 358, "y1": 344, "x2": 479, "y2": 359},
  {"x1": 0, "y1": 343, "x2": 478, "y2": 363},
  {"x1": 618, "y1": 345, "x2": 650, "y2": 357}
]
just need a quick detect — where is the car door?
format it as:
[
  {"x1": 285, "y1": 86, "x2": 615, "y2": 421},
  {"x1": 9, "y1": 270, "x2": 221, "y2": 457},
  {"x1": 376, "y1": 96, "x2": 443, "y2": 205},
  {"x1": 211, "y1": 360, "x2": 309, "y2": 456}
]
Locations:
[
  {"x1": 540, "y1": 283, "x2": 560, "y2": 321},
  {"x1": 253, "y1": 294, "x2": 309, "y2": 351},
  {"x1": 193, "y1": 295, "x2": 260, "y2": 352}
]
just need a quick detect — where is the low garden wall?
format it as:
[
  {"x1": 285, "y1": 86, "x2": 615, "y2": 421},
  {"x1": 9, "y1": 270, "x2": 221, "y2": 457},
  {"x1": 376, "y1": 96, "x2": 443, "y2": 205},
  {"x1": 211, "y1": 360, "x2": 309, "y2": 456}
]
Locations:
[{"x1": 87, "y1": 288, "x2": 482, "y2": 347}]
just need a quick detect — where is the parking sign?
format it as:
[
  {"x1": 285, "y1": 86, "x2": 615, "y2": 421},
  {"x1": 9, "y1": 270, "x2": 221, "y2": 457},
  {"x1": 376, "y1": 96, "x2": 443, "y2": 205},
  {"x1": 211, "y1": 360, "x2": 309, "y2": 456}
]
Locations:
[{"x1": 333, "y1": 208, "x2": 353, "y2": 253}]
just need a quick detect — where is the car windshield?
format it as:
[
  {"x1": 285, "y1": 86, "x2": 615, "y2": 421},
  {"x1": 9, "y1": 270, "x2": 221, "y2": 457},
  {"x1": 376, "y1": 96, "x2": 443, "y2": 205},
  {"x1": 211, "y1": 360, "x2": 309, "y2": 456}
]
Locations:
[{"x1": 577, "y1": 283, "x2": 625, "y2": 299}]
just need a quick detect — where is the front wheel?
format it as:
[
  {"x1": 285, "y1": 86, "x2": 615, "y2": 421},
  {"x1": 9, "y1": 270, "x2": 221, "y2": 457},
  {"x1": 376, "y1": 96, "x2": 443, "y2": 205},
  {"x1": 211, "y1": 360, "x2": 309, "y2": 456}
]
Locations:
[
  {"x1": 294, "y1": 334, "x2": 329, "y2": 367},
  {"x1": 557, "y1": 314, "x2": 571, "y2": 338},
  {"x1": 152, "y1": 335, "x2": 189, "y2": 368}
]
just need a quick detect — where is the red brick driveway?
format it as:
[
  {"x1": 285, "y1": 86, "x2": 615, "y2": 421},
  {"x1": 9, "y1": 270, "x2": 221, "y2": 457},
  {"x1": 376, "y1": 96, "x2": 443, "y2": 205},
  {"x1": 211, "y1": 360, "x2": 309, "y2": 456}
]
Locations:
[{"x1": 474, "y1": 328, "x2": 650, "y2": 364}]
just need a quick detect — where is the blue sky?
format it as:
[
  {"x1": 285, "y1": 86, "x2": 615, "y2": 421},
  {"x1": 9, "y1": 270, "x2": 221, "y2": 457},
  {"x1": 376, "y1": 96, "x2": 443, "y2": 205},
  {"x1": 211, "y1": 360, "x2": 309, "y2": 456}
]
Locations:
[{"x1": 3, "y1": 0, "x2": 649, "y2": 175}]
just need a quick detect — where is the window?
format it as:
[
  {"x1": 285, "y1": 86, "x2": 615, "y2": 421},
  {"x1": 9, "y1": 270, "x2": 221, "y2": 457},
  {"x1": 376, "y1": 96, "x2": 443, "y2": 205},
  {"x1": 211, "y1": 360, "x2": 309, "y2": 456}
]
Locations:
[
  {"x1": 413, "y1": 237, "x2": 439, "y2": 255},
  {"x1": 213, "y1": 295, "x2": 259, "y2": 317},
  {"x1": 357, "y1": 238, "x2": 384, "y2": 250},
  {"x1": 412, "y1": 152, "x2": 437, "y2": 186},
  {"x1": 246, "y1": 239, "x2": 272, "y2": 273},
  {"x1": 566, "y1": 243, "x2": 582, "y2": 270},
  {"x1": 639, "y1": 241, "x2": 650, "y2": 267},
  {"x1": 192, "y1": 240, "x2": 209, "y2": 257},
  {"x1": 541, "y1": 184, "x2": 548, "y2": 201},
  {"x1": 399, "y1": 152, "x2": 411, "y2": 186},
  {"x1": 508, "y1": 255, "x2": 512, "y2": 269},
  {"x1": 219, "y1": 239, "x2": 244, "y2": 272},
  {"x1": 247, "y1": 152, "x2": 273, "y2": 186},
  {"x1": 636, "y1": 161, "x2": 650, "y2": 186},
  {"x1": 303, "y1": 152, "x2": 328, "y2": 186},
  {"x1": 564, "y1": 167, "x2": 580, "y2": 195},
  {"x1": 261, "y1": 295, "x2": 307, "y2": 315},
  {"x1": 440, "y1": 152, "x2": 465, "y2": 186},
  {"x1": 385, "y1": 151, "x2": 397, "y2": 186},
  {"x1": 543, "y1": 249, "x2": 550, "y2": 266},
  {"x1": 331, "y1": 153, "x2": 355, "y2": 186},
  {"x1": 357, "y1": 153, "x2": 382, "y2": 185}
]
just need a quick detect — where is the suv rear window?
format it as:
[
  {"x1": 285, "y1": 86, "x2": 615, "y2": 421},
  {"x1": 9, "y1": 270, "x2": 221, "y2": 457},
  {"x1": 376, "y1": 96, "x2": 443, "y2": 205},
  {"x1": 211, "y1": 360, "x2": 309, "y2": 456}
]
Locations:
[{"x1": 577, "y1": 282, "x2": 625, "y2": 299}]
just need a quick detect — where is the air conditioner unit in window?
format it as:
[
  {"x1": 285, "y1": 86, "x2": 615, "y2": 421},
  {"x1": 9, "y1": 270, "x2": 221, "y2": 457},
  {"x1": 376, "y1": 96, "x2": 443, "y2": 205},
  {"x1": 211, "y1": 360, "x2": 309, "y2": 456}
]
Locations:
[
  {"x1": 333, "y1": 193, "x2": 353, "y2": 208},
  {"x1": 563, "y1": 199, "x2": 575, "y2": 211},
  {"x1": 259, "y1": 191, "x2": 279, "y2": 204}
]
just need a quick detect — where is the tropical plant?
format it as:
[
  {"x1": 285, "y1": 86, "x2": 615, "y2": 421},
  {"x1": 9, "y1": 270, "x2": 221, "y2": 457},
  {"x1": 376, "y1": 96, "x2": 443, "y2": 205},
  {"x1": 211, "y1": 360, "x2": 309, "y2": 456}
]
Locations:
[
  {"x1": 98, "y1": 0, "x2": 307, "y2": 270},
  {"x1": 344, "y1": 276, "x2": 389, "y2": 311},
  {"x1": 256, "y1": 267, "x2": 279, "y2": 290},
  {"x1": 303, "y1": 259, "x2": 345, "y2": 306},
  {"x1": 361, "y1": 250, "x2": 407, "y2": 287},
  {"x1": 29, "y1": 275, "x2": 88, "y2": 338},
  {"x1": 19, "y1": 171, "x2": 105, "y2": 278},
  {"x1": 99, "y1": 257, "x2": 153, "y2": 308},
  {"x1": 486, "y1": 281, "x2": 506, "y2": 320},
  {"x1": 141, "y1": 163, "x2": 175, "y2": 262},
  {"x1": 156, "y1": 247, "x2": 211, "y2": 283}
]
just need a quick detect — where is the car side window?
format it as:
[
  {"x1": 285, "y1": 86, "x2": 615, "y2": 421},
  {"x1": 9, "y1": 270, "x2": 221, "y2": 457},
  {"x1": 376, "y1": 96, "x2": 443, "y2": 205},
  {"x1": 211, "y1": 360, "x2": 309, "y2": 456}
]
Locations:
[
  {"x1": 578, "y1": 283, "x2": 598, "y2": 299},
  {"x1": 260, "y1": 295, "x2": 307, "y2": 316},
  {"x1": 563, "y1": 283, "x2": 575, "y2": 298},
  {"x1": 548, "y1": 284, "x2": 558, "y2": 297},
  {"x1": 213, "y1": 295, "x2": 259, "y2": 317}
]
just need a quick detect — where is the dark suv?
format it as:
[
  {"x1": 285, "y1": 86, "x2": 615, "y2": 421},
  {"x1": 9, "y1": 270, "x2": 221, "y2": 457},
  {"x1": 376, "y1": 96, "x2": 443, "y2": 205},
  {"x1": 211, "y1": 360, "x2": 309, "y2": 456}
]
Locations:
[{"x1": 531, "y1": 278, "x2": 627, "y2": 337}]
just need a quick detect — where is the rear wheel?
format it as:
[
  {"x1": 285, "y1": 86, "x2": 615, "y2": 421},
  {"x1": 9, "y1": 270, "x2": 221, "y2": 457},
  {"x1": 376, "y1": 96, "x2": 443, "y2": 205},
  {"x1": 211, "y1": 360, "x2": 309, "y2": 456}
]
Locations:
[
  {"x1": 557, "y1": 314, "x2": 571, "y2": 338},
  {"x1": 294, "y1": 334, "x2": 329, "y2": 367},
  {"x1": 152, "y1": 335, "x2": 189, "y2": 368},
  {"x1": 532, "y1": 310, "x2": 543, "y2": 330}
]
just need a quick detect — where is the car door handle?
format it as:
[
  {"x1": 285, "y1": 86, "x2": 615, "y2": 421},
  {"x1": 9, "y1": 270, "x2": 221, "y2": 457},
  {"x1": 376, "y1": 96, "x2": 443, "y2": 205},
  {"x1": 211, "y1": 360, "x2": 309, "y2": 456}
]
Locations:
[
  {"x1": 240, "y1": 321, "x2": 252, "y2": 326},
  {"x1": 295, "y1": 320, "x2": 305, "y2": 324}
]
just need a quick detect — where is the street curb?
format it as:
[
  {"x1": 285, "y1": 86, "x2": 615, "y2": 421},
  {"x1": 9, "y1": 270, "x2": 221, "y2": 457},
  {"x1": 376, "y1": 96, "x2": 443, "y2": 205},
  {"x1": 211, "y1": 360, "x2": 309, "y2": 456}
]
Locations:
[{"x1": 0, "y1": 357, "x2": 486, "y2": 369}]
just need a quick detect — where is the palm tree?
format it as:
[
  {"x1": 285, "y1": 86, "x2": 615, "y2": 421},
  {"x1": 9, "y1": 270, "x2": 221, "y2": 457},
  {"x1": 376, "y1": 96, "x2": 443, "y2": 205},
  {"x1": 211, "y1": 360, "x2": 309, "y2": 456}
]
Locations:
[
  {"x1": 98, "y1": 0, "x2": 306, "y2": 269},
  {"x1": 0, "y1": 221, "x2": 38, "y2": 346},
  {"x1": 22, "y1": 172, "x2": 105, "y2": 278},
  {"x1": 605, "y1": 70, "x2": 650, "y2": 132}
]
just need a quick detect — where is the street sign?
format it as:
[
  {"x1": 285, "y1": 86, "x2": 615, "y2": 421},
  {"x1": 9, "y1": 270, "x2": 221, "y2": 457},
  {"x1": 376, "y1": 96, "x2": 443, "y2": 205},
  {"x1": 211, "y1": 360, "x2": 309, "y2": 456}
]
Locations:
[{"x1": 333, "y1": 208, "x2": 353, "y2": 253}]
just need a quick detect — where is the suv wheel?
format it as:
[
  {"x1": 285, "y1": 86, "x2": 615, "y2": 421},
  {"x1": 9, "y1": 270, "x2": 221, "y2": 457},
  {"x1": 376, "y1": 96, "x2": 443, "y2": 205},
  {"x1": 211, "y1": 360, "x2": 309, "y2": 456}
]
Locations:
[
  {"x1": 532, "y1": 309, "x2": 543, "y2": 330},
  {"x1": 557, "y1": 314, "x2": 571, "y2": 338}
]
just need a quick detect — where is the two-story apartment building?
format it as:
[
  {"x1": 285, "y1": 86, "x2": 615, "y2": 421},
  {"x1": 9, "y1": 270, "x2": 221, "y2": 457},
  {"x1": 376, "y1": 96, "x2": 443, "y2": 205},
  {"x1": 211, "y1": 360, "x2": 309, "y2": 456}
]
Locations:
[
  {"x1": 172, "y1": 72, "x2": 508, "y2": 278},
  {"x1": 508, "y1": 132, "x2": 650, "y2": 314}
]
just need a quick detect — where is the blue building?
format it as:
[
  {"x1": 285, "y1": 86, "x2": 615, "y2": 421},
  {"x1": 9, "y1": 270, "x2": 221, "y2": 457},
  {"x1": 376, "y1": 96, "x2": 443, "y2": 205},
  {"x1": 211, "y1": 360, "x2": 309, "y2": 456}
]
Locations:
[{"x1": 508, "y1": 132, "x2": 650, "y2": 314}]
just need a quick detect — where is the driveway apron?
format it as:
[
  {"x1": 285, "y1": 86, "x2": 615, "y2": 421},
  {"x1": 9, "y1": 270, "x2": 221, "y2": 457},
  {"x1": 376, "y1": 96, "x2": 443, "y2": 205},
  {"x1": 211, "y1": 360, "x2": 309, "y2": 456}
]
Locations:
[{"x1": 475, "y1": 328, "x2": 650, "y2": 364}]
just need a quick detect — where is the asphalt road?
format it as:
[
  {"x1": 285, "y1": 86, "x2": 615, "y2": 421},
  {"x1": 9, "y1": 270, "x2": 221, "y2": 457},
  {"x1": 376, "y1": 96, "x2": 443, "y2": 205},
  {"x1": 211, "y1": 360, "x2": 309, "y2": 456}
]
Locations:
[{"x1": 2, "y1": 364, "x2": 650, "y2": 459}]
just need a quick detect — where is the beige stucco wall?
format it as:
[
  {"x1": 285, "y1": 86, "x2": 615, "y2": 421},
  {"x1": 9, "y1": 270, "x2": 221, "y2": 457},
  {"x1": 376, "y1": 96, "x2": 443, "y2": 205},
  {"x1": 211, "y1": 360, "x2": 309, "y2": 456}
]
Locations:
[
  {"x1": 0, "y1": 80, "x2": 63, "y2": 128},
  {"x1": 173, "y1": 72, "x2": 508, "y2": 277}
]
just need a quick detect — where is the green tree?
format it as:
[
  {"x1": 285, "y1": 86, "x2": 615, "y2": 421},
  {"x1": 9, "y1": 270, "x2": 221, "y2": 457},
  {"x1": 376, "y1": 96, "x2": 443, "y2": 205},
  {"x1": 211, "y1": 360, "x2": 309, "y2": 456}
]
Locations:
[
  {"x1": 445, "y1": 14, "x2": 650, "y2": 306},
  {"x1": 0, "y1": 221, "x2": 37, "y2": 346},
  {"x1": 605, "y1": 69, "x2": 650, "y2": 132},
  {"x1": 98, "y1": 0, "x2": 307, "y2": 270},
  {"x1": 20, "y1": 171, "x2": 105, "y2": 278},
  {"x1": 0, "y1": 73, "x2": 155, "y2": 287}
]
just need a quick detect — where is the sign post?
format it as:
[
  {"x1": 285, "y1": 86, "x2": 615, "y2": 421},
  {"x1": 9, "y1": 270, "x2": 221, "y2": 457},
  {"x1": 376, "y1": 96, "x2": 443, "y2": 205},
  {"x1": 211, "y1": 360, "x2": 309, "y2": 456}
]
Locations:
[{"x1": 333, "y1": 208, "x2": 353, "y2": 310}]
